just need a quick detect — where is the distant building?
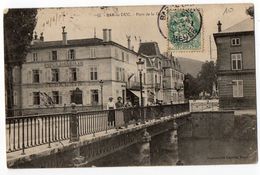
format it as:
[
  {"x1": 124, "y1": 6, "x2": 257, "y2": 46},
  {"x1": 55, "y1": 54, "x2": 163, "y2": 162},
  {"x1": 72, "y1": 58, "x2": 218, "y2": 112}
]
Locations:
[
  {"x1": 138, "y1": 42, "x2": 184, "y2": 104},
  {"x1": 12, "y1": 27, "x2": 147, "y2": 115},
  {"x1": 213, "y1": 18, "x2": 255, "y2": 109},
  {"x1": 162, "y1": 54, "x2": 185, "y2": 104}
]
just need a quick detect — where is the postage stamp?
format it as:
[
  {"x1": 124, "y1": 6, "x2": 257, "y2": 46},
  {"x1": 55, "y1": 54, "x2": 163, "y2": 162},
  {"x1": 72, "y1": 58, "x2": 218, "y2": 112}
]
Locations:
[
  {"x1": 157, "y1": 5, "x2": 204, "y2": 52},
  {"x1": 167, "y1": 8, "x2": 203, "y2": 51}
]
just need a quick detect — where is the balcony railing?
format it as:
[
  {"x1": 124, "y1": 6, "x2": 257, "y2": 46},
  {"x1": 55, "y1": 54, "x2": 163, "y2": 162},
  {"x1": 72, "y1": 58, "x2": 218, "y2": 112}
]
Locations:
[{"x1": 6, "y1": 103, "x2": 189, "y2": 153}]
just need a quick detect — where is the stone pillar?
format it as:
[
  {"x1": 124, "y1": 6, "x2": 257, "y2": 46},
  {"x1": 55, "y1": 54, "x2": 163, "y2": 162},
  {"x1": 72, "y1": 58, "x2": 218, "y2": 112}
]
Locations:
[
  {"x1": 70, "y1": 103, "x2": 79, "y2": 142},
  {"x1": 132, "y1": 129, "x2": 151, "y2": 166},
  {"x1": 65, "y1": 145, "x2": 85, "y2": 167},
  {"x1": 151, "y1": 120, "x2": 179, "y2": 165}
]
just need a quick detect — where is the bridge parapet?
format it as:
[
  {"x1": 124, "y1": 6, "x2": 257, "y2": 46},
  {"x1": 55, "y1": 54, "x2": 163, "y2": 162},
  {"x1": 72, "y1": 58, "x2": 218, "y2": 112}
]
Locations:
[{"x1": 7, "y1": 103, "x2": 190, "y2": 168}]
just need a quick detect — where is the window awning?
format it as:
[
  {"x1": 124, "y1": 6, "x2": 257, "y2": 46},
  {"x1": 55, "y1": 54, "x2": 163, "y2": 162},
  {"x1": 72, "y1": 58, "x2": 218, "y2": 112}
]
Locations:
[{"x1": 129, "y1": 90, "x2": 147, "y2": 98}]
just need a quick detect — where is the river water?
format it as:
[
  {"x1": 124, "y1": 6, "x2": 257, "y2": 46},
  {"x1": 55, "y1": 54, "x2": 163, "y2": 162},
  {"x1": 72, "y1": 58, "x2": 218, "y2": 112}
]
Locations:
[{"x1": 91, "y1": 135, "x2": 257, "y2": 166}]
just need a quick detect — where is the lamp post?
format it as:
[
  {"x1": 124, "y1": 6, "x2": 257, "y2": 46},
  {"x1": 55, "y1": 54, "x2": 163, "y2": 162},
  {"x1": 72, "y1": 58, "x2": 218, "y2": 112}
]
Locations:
[
  {"x1": 136, "y1": 58, "x2": 145, "y2": 106},
  {"x1": 137, "y1": 58, "x2": 145, "y2": 124},
  {"x1": 99, "y1": 80, "x2": 104, "y2": 110}
]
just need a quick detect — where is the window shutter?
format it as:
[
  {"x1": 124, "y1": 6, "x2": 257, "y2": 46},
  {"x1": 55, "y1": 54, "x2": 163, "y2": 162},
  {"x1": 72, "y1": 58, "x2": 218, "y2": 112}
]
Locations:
[
  {"x1": 238, "y1": 81, "x2": 243, "y2": 97},
  {"x1": 48, "y1": 52, "x2": 51, "y2": 61},
  {"x1": 59, "y1": 92, "x2": 62, "y2": 105},
  {"x1": 67, "y1": 50, "x2": 70, "y2": 60},
  {"x1": 29, "y1": 92, "x2": 33, "y2": 106},
  {"x1": 47, "y1": 69, "x2": 51, "y2": 82},
  {"x1": 76, "y1": 68, "x2": 80, "y2": 81},
  {"x1": 232, "y1": 81, "x2": 238, "y2": 97},
  {"x1": 27, "y1": 70, "x2": 32, "y2": 83},
  {"x1": 65, "y1": 69, "x2": 69, "y2": 81},
  {"x1": 39, "y1": 70, "x2": 42, "y2": 83}
]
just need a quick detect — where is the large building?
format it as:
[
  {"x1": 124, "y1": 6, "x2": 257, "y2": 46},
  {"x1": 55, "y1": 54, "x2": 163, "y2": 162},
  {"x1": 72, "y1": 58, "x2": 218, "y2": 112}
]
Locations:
[
  {"x1": 11, "y1": 27, "x2": 185, "y2": 116},
  {"x1": 12, "y1": 27, "x2": 148, "y2": 115},
  {"x1": 138, "y1": 42, "x2": 184, "y2": 104},
  {"x1": 213, "y1": 18, "x2": 256, "y2": 109}
]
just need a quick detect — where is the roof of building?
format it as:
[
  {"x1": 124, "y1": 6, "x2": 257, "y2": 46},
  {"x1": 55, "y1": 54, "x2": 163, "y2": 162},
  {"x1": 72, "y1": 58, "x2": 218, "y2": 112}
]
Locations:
[
  {"x1": 31, "y1": 38, "x2": 105, "y2": 49},
  {"x1": 30, "y1": 37, "x2": 142, "y2": 57},
  {"x1": 138, "y1": 42, "x2": 161, "y2": 56},
  {"x1": 219, "y1": 18, "x2": 254, "y2": 34}
]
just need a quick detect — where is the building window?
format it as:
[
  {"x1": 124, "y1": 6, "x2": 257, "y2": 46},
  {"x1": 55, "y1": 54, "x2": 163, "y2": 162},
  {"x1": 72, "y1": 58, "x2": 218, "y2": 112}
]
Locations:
[
  {"x1": 32, "y1": 52, "x2": 38, "y2": 62},
  {"x1": 90, "y1": 48, "x2": 96, "y2": 58},
  {"x1": 14, "y1": 91, "x2": 17, "y2": 106},
  {"x1": 155, "y1": 74, "x2": 157, "y2": 84},
  {"x1": 51, "y1": 69, "x2": 59, "y2": 82},
  {"x1": 122, "y1": 68, "x2": 125, "y2": 81},
  {"x1": 231, "y1": 53, "x2": 242, "y2": 70},
  {"x1": 116, "y1": 67, "x2": 120, "y2": 81},
  {"x1": 51, "y1": 50, "x2": 57, "y2": 61},
  {"x1": 159, "y1": 61, "x2": 161, "y2": 69},
  {"x1": 70, "y1": 68, "x2": 77, "y2": 81},
  {"x1": 90, "y1": 66, "x2": 98, "y2": 80},
  {"x1": 52, "y1": 91, "x2": 60, "y2": 104},
  {"x1": 126, "y1": 54, "x2": 129, "y2": 63},
  {"x1": 68, "y1": 49, "x2": 75, "y2": 60},
  {"x1": 115, "y1": 49, "x2": 118, "y2": 58},
  {"x1": 121, "y1": 52, "x2": 125, "y2": 61},
  {"x1": 33, "y1": 92, "x2": 40, "y2": 105},
  {"x1": 232, "y1": 80, "x2": 243, "y2": 97},
  {"x1": 91, "y1": 90, "x2": 99, "y2": 105},
  {"x1": 231, "y1": 38, "x2": 240, "y2": 46},
  {"x1": 32, "y1": 70, "x2": 40, "y2": 83}
]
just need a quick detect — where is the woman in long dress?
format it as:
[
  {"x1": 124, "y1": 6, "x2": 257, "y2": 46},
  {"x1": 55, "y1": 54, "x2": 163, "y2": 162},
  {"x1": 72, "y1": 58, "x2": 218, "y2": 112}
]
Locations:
[{"x1": 107, "y1": 97, "x2": 116, "y2": 126}]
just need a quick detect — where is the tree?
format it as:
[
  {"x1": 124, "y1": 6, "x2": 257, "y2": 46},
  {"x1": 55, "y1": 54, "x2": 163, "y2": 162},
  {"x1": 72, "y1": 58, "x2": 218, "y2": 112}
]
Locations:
[
  {"x1": 197, "y1": 61, "x2": 217, "y2": 96},
  {"x1": 246, "y1": 6, "x2": 254, "y2": 18},
  {"x1": 4, "y1": 9, "x2": 37, "y2": 116},
  {"x1": 184, "y1": 73, "x2": 201, "y2": 99}
]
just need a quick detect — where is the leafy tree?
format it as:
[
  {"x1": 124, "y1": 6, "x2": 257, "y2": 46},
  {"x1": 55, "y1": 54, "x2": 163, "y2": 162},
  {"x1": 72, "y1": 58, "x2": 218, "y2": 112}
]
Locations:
[
  {"x1": 197, "y1": 61, "x2": 217, "y2": 96},
  {"x1": 184, "y1": 73, "x2": 201, "y2": 99},
  {"x1": 246, "y1": 6, "x2": 254, "y2": 18},
  {"x1": 4, "y1": 9, "x2": 37, "y2": 116}
]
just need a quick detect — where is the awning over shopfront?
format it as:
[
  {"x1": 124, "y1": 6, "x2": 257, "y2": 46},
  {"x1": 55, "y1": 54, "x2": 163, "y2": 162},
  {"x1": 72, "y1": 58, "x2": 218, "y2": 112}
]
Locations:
[
  {"x1": 129, "y1": 90, "x2": 147, "y2": 98},
  {"x1": 126, "y1": 89, "x2": 147, "y2": 106}
]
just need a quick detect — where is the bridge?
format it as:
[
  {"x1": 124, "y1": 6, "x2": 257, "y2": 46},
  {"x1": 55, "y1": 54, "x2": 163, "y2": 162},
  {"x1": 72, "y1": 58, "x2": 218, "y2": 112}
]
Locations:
[
  {"x1": 6, "y1": 103, "x2": 190, "y2": 167},
  {"x1": 6, "y1": 103, "x2": 257, "y2": 167}
]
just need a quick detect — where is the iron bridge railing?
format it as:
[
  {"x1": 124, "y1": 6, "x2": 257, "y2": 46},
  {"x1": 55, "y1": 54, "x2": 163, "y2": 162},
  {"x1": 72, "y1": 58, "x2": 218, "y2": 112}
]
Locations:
[{"x1": 6, "y1": 103, "x2": 189, "y2": 154}]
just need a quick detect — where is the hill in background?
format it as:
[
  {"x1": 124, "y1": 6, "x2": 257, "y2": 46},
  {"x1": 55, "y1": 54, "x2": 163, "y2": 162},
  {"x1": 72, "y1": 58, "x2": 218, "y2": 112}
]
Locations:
[{"x1": 177, "y1": 57, "x2": 204, "y2": 77}]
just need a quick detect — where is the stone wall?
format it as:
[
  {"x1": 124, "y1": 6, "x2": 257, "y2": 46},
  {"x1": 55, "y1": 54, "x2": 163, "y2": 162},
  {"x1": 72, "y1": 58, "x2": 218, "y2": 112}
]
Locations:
[{"x1": 177, "y1": 111, "x2": 235, "y2": 139}]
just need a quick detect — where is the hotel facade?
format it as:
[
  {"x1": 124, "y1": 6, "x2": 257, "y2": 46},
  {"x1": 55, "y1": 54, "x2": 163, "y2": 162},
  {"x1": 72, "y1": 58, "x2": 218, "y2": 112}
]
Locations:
[{"x1": 11, "y1": 27, "x2": 184, "y2": 115}]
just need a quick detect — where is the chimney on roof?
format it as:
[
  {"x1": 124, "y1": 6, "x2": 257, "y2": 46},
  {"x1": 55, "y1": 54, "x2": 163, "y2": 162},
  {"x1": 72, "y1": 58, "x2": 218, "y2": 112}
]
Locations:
[
  {"x1": 126, "y1": 35, "x2": 131, "y2": 49},
  {"x1": 40, "y1": 32, "x2": 44, "y2": 41},
  {"x1": 34, "y1": 32, "x2": 38, "y2": 40},
  {"x1": 217, "y1": 20, "x2": 222, "y2": 32},
  {"x1": 62, "y1": 26, "x2": 67, "y2": 45},
  {"x1": 108, "y1": 29, "x2": 112, "y2": 41},
  {"x1": 103, "y1": 29, "x2": 108, "y2": 42}
]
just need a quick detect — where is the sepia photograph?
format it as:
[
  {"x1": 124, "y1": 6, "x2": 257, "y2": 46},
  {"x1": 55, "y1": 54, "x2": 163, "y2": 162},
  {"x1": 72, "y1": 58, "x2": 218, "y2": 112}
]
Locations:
[{"x1": 3, "y1": 2, "x2": 257, "y2": 169}]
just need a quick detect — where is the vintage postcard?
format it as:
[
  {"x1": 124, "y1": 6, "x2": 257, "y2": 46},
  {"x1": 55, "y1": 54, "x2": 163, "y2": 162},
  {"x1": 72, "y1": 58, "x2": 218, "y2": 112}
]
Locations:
[{"x1": 4, "y1": 3, "x2": 257, "y2": 168}]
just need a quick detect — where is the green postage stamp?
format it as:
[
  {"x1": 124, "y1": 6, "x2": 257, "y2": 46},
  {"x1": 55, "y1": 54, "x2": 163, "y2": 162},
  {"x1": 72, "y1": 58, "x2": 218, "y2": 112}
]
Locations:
[{"x1": 167, "y1": 8, "x2": 203, "y2": 52}]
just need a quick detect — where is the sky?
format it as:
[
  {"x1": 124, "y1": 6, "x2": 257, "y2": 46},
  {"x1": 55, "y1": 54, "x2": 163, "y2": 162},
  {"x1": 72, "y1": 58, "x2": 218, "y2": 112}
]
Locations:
[{"x1": 34, "y1": 4, "x2": 252, "y2": 62}]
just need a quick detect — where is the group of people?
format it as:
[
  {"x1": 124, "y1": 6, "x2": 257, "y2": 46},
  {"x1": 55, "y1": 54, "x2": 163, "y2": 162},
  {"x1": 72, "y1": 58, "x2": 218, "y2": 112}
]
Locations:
[
  {"x1": 106, "y1": 96, "x2": 133, "y2": 110},
  {"x1": 106, "y1": 96, "x2": 140, "y2": 128}
]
